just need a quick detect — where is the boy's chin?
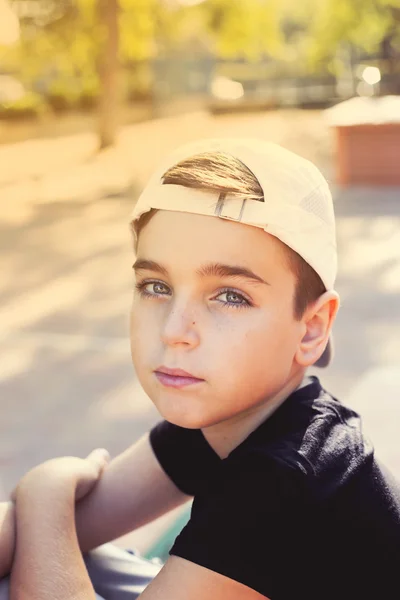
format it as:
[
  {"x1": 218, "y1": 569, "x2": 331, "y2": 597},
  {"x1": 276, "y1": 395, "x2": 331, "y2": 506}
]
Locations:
[
  {"x1": 157, "y1": 407, "x2": 209, "y2": 430},
  {"x1": 153, "y1": 396, "x2": 219, "y2": 430}
]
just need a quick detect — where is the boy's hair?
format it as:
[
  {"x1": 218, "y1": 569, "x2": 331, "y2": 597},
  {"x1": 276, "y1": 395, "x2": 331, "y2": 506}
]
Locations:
[{"x1": 135, "y1": 152, "x2": 325, "y2": 320}]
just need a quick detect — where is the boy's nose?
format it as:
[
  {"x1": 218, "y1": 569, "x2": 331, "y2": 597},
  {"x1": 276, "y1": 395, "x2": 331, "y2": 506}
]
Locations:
[{"x1": 160, "y1": 301, "x2": 200, "y2": 348}]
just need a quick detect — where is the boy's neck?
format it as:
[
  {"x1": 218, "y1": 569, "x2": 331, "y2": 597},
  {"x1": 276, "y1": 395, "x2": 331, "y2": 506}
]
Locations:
[{"x1": 201, "y1": 371, "x2": 310, "y2": 460}]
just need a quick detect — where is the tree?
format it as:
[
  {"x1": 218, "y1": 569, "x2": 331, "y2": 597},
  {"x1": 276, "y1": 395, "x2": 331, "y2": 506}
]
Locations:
[
  {"x1": 300, "y1": 0, "x2": 400, "y2": 70},
  {"x1": 97, "y1": 0, "x2": 119, "y2": 148},
  {"x1": 198, "y1": 0, "x2": 285, "y2": 59},
  {"x1": 9, "y1": 0, "x2": 181, "y2": 145}
]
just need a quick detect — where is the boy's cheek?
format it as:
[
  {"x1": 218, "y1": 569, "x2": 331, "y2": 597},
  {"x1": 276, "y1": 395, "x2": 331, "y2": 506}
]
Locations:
[
  {"x1": 130, "y1": 314, "x2": 158, "y2": 371},
  {"x1": 130, "y1": 302, "x2": 151, "y2": 335},
  {"x1": 131, "y1": 318, "x2": 160, "y2": 355}
]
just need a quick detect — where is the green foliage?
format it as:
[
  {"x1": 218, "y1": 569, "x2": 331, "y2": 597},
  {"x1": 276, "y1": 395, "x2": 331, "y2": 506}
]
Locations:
[
  {"x1": 119, "y1": 0, "x2": 160, "y2": 60},
  {"x1": 45, "y1": 73, "x2": 100, "y2": 110},
  {"x1": 199, "y1": 0, "x2": 284, "y2": 59},
  {"x1": 124, "y1": 63, "x2": 152, "y2": 101},
  {"x1": 302, "y1": 0, "x2": 400, "y2": 68},
  {"x1": 5, "y1": 0, "x2": 400, "y2": 111},
  {"x1": 10, "y1": 0, "x2": 100, "y2": 91},
  {"x1": 8, "y1": 0, "x2": 181, "y2": 105},
  {"x1": 0, "y1": 90, "x2": 45, "y2": 119}
]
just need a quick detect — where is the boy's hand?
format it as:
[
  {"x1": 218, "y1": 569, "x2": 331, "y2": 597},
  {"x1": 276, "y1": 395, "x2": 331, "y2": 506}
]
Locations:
[
  {"x1": 10, "y1": 450, "x2": 110, "y2": 600},
  {"x1": 12, "y1": 448, "x2": 110, "y2": 503}
]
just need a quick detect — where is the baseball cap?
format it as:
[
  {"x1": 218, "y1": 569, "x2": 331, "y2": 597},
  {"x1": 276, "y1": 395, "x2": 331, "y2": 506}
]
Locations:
[{"x1": 130, "y1": 138, "x2": 337, "y2": 367}]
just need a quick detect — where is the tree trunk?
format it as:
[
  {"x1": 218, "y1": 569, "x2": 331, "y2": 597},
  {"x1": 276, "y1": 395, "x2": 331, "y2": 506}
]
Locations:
[{"x1": 97, "y1": 0, "x2": 119, "y2": 149}]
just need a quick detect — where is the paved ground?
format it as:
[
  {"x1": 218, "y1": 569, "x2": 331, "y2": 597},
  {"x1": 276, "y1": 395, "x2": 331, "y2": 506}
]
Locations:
[{"x1": 1, "y1": 109, "x2": 400, "y2": 547}]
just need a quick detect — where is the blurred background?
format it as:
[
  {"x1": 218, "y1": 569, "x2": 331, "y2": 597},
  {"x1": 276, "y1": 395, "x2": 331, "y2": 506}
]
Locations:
[{"x1": 0, "y1": 0, "x2": 400, "y2": 547}]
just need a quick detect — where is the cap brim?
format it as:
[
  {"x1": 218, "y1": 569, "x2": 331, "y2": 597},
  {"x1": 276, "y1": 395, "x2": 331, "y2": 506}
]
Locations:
[{"x1": 315, "y1": 336, "x2": 333, "y2": 368}]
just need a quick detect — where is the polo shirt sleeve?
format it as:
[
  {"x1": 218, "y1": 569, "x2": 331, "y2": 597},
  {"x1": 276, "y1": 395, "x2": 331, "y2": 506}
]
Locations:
[
  {"x1": 169, "y1": 453, "x2": 306, "y2": 598},
  {"x1": 149, "y1": 420, "x2": 221, "y2": 496}
]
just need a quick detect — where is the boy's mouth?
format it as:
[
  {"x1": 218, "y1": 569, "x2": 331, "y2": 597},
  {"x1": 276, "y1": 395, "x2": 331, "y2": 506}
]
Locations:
[{"x1": 154, "y1": 366, "x2": 205, "y2": 389}]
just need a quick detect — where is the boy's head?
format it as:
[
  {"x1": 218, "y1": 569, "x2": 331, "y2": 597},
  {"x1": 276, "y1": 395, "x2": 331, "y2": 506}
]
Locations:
[{"x1": 129, "y1": 139, "x2": 339, "y2": 429}]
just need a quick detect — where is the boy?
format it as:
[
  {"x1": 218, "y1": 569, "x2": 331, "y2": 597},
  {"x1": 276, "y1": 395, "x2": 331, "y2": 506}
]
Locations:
[{"x1": 1, "y1": 138, "x2": 399, "y2": 600}]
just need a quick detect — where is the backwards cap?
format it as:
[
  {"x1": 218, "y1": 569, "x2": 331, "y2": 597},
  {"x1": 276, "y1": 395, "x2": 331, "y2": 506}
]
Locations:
[{"x1": 131, "y1": 138, "x2": 337, "y2": 367}]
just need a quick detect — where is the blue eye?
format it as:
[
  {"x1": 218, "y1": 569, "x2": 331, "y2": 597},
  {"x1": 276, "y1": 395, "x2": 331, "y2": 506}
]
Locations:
[
  {"x1": 216, "y1": 289, "x2": 251, "y2": 308},
  {"x1": 135, "y1": 281, "x2": 171, "y2": 297}
]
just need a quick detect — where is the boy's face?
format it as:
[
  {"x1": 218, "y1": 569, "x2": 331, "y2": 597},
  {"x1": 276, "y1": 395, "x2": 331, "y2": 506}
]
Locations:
[{"x1": 130, "y1": 210, "x2": 306, "y2": 430}]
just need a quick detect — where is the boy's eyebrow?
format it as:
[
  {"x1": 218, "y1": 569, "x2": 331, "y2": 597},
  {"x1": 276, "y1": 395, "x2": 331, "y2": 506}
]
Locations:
[
  {"x1": 133, "y1": 259, "x2": 270, "y2": 285},
  {"x1": 197, "y1": 262, "x2": 270, "y2": 285},
  {"x1": 133, "y1": 259, "x2": 169, "y2": 277}
]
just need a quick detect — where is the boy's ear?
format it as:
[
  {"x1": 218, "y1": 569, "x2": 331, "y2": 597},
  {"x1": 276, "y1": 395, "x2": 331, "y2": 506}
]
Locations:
[{"x1": 295, "y1": 291, "x2": 340, "y2": 368}]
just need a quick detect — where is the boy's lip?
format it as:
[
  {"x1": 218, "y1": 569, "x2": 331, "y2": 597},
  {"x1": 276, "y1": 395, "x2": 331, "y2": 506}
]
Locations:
[
  {"x1": 154, "y1": 366, "x2": 205, "y2": 389},
  {"x1": 155, "y1": 366, "x2": 204, "y2": 380}
]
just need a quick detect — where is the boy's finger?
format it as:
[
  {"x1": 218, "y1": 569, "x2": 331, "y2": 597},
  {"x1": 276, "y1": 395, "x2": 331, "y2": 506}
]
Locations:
[{"x1": 86, "y1": 448, "x2": 110, "y2": 469}]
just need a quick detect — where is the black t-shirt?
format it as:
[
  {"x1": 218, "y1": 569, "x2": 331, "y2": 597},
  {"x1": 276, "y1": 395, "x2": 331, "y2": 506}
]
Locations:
[{"x1": 149, "y1": 377, "x2": 400, "y2": 600}]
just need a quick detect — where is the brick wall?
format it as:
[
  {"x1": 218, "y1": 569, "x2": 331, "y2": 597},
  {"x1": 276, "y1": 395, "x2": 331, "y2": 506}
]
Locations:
[{"x1": 335, "y1": 124, "x2": 400, "y2": 186}]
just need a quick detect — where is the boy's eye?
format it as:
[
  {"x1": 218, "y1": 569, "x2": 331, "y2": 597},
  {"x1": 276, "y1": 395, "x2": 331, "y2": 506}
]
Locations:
[
  {"x1": 216, "y1": 290, "x2": 251, "y2": 307},
  {"x1": 135, "y1": 281, "x2": 171, "y2": 297}
]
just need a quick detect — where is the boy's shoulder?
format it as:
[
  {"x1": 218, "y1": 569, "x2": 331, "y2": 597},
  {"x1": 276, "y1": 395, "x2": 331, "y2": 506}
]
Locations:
[{"x1": 223, "y1": 377, "x2": 373, "y2": 500}]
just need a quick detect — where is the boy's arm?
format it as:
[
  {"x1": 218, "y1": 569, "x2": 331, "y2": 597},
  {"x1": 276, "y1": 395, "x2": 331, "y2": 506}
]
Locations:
[
  {"x1": 75, "y1": 431, "x2": 191, "y2": 552},
  {"x1": 10, "y1": 455, "x2": 104, "y2": 600},
  {"x1": 0, "y1": 431, "x2": 190, "y2": 578}
]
